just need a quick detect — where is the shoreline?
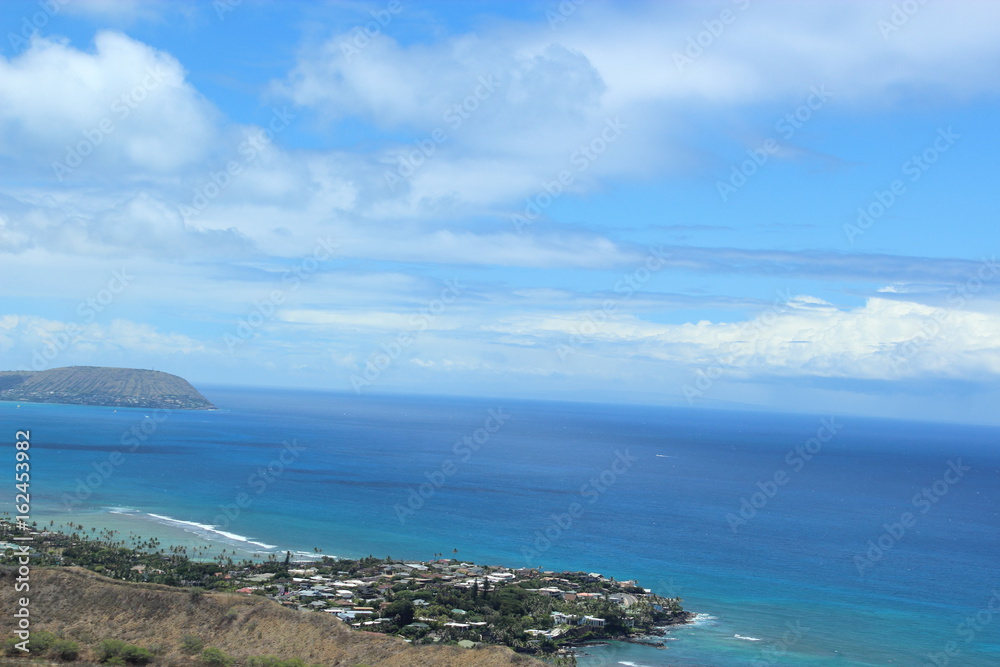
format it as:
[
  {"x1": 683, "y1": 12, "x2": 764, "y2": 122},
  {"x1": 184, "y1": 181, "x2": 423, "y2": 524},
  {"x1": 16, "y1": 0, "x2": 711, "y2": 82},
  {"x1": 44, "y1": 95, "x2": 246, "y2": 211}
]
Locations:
[
  {"x1": 32, "y1": 507, "x2": 307, "y2": 563},
  {"x1": 31, "y1": 507, "x2": 698, "y2": 654},
  {"x1": 561, "y1": 614, "x2": 697, "y2": 653},
  {"x1": 37, "y1": 507, "x2": 699, "y2": 639},
  {"x1": 3, "y1": 520, "x2": 696, "y2": 660}
]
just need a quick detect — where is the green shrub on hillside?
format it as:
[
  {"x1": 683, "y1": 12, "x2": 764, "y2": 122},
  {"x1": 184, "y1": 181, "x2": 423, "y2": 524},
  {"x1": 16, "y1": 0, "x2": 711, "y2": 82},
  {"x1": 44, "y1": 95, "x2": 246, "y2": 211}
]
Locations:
[
  {"x1": 29, "y1": 630, "x2": 58, "y2": 652},
  {"x1": 120, "y1": 644, "x2": 154, "y2": 664},
  {"x1": 99, "y1": 638, "x2": 153, "y2": 664},
  {"x1": 99, "y1": 639, "x2": 128, "y2": 661},
  {"x1": 181, "y1": 634, "x2": 205, "y2": 654},
  {"x1": 1, "y1": 633, "x2": 76, "y2": 660},
  {"x1": 202, "y1": 646, "x2": 235, "y2": 666},
  {"x1": 51, "y1": 638, "x2": 80, "y2": 661},
  {"x1": 3, "y1": 637, "x2": 23, "y2": 656}
]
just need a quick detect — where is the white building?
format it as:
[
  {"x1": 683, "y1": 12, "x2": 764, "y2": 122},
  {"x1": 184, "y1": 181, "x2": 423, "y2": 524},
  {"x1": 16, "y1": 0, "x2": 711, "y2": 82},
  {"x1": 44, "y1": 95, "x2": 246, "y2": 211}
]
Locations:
[{"x1": 579, "y1": 616, "x2": 606, "y2": 628}]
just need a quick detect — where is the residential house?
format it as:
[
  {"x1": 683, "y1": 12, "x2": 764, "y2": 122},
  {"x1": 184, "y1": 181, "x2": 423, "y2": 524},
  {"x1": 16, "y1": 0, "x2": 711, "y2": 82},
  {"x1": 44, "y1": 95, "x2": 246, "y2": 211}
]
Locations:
[{"x1": 579, "y1": 616, "x2": 606, "y2": 628}]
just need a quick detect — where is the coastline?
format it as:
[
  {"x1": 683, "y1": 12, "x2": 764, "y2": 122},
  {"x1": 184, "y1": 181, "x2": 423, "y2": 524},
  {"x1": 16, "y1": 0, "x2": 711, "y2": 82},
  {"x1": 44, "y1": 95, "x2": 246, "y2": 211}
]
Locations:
[
  {"x1": 562, "y1": 614, "x2": 697, "y2": 651},
  {"x1": 35, "y1": 508, "x2": 698, "y2": 632},
  {"x1": 3, "y1": 519, "x2": 695, "y2": 659},
  {"x1": 33, "y1": 507, "x2": 305, "y2": 563},
  {"x1": 25, "y1": 502, "x2": 705, "y2": 656},
  {"x1": 15, "y1": 392, "x2": 995, "y2": 665}
]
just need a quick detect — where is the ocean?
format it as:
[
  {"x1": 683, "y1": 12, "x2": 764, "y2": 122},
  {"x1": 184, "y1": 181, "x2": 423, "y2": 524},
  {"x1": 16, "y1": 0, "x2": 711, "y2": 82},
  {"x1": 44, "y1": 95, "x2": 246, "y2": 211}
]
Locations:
[{"x1": 2, "y1": 386, "x2": 998, "y2": 666}]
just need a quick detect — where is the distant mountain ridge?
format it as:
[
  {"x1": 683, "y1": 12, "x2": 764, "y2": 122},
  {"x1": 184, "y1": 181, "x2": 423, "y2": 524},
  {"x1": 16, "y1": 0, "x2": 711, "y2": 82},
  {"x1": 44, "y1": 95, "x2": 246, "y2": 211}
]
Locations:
[{"x1": 0, "y1": 366, "x2": 214, "y2": 410}]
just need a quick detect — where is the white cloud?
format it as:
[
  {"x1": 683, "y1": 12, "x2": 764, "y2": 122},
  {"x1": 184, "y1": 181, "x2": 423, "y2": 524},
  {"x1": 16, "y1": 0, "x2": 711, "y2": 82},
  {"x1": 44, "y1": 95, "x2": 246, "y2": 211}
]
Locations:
[
  {"x1": 346, "y1": 230, "x2": 631, "y2": 268},
  {"x1": 0, "y1": 314, "x2": 209, "y2": 371},
  {"x1": 0, "y1": 31, "x2": 218, "y2": 177},
  {"x1": 488, "y1": 295, "x2": 1000, "y2": 381},
  {"x1": 552, "y1": 1, "x2": 1000, "y2": 107},
  {"x1": 280, "y1": 1, "x2": 1000, "y2": 145},
  {"x1": 276, "y1": 28, "x2": 648, "y2": 211},
  {"x1": 5, "y1": 6, "x2": 996, "y2": 264},
  {"x1": 268, "y1": 0, "x2": 1000, "y2": 218},
  {"x1": 0, "y1": 3, "x2": 997, "y2": 420},
  {"x1": 280, "y1": 35, "x2": 605, "y2": 128}
]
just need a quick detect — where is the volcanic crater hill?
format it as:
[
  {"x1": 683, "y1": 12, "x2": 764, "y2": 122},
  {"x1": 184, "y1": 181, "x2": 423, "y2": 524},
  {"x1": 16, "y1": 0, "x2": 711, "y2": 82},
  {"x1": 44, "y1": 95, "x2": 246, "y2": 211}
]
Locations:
[
  {"x1": 0, "y1": 366, "x2": 214, "y2": 410},
  {"x1": 0, "y1": 567, "x2": 542, "y2": 667}
]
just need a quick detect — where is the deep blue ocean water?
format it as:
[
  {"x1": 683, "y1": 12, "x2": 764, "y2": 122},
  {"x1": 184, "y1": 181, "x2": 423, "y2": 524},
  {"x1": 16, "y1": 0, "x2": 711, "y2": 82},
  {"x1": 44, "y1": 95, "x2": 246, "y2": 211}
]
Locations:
[{"x1": 2, "y1": 386, "x2": 999, "y2": 666}]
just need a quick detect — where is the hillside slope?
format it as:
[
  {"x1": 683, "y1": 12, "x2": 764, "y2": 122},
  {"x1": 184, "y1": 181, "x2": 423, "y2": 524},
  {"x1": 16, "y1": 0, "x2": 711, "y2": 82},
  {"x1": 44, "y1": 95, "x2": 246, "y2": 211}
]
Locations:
[
  {"x1": 0, "y1": 366, "x2": 214, "y2": 410},
  {"x1": 0, "y1": 567, "x2": 542, "y2": 666}
]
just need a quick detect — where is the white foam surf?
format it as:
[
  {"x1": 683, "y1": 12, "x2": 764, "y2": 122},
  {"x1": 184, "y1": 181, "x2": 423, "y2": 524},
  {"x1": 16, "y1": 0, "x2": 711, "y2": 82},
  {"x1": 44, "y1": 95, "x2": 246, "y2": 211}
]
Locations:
[{"x1": 145, "y1": 513, "x2": 277, "y2": 550}]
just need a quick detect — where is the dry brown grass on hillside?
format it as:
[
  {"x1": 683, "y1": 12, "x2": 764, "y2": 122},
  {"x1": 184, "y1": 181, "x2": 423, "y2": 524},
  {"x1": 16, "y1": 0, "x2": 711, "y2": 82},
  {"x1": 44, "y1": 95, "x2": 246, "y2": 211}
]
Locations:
[{"x1": 0, "y1": 567, "x2": 543, "y2": 667}]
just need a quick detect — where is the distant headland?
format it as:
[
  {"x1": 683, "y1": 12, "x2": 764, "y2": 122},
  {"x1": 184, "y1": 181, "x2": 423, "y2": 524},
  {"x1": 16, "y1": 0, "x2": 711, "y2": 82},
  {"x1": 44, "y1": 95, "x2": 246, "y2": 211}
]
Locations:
[{"x1": 0, "y1": 366, "x2": 214, "y2": 410}]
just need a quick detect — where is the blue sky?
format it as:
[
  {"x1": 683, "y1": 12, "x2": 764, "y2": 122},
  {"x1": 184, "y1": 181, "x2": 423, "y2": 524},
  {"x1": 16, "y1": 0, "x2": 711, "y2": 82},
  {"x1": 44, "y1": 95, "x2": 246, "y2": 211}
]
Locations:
[{"x1": 1, "y1": 0, "x2": 999, "y2": 424}]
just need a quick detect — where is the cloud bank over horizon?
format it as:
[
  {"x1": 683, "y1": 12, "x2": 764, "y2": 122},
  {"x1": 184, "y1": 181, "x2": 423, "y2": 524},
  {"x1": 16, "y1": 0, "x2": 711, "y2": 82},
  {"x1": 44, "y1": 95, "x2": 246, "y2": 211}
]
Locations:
[{"x1": 1, "y1": 0, "x2": 998, "y2": 424}]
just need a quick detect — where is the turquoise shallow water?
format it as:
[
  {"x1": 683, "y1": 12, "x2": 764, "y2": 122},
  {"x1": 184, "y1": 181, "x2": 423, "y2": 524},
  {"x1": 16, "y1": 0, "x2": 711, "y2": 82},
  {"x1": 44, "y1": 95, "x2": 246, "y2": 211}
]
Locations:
[{"x1": 2, "y1": 386, "x2": 999, "y2": 666}]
